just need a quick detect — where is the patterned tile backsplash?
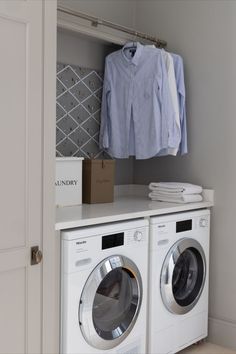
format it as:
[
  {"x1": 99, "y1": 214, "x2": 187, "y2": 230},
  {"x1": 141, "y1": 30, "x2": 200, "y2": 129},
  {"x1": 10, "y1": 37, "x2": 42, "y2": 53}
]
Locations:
[{"x1": 56, "y1": 62, "x2": 110, "y2": 159}]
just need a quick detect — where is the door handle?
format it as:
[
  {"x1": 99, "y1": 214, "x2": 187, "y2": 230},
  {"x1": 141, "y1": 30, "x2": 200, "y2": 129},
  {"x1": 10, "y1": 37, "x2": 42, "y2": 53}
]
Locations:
[{"x1": 31, "y1": 246, "x2": 43, "y2": 265}]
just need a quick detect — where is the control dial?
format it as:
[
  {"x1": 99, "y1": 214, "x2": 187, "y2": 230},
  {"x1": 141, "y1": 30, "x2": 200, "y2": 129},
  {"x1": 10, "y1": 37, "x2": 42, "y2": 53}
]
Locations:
[
  {"x1": 133, "y1": 231, "x2": 143, "y2": 242},
  {"x1": 199, "y1": 218, "x2": 207, "y2": 228}
]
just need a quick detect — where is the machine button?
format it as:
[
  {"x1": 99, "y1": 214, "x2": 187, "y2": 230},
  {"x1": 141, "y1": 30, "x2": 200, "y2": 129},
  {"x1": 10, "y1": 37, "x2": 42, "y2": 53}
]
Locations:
[
  {"x1": 133, "y1": 231, "x2": 143, "y2": 242},
  {"x1": 199, "y1": 218, "x2": 207, "y2": 227}
]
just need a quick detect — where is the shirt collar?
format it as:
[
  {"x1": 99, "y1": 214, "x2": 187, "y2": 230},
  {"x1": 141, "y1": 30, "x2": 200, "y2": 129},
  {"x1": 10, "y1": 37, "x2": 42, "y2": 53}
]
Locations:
[{"x1": 121, "y1": 42, "x2": 143, "y2": 66}]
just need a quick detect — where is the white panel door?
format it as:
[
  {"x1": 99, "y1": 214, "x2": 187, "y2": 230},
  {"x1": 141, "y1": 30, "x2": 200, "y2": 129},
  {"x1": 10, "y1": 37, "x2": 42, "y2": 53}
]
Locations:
[{"x1": 0, "y1": 1, "x2": 43, "y2": 353}]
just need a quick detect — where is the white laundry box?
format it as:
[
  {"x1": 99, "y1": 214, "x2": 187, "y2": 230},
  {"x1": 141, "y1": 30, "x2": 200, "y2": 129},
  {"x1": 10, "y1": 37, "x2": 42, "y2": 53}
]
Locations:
[{"x1": 55, "y1": 157, "x2": 84, "y2": 207}]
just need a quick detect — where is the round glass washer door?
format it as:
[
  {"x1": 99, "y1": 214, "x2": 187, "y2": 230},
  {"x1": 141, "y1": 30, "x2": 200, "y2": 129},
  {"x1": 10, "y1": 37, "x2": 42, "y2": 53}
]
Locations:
[
  {"x1": 79, "y1": 255, "x2": 143, "y2": 350},
  {"x1": 161, "y1": 238, "x2": 206, "y2": 315}
]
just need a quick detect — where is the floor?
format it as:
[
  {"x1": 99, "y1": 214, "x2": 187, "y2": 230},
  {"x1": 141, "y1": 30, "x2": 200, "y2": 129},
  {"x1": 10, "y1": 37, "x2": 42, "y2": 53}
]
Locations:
[{"x1": 180, "y1": 342, "x2": 236, "y2": 353}]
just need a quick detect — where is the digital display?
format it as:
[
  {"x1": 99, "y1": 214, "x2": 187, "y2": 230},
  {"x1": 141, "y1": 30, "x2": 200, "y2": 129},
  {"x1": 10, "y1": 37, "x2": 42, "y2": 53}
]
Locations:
[
  {"x1": 102, "y1": 233, "x2": 124, "y2": 250},
  {"x1": 176, "y1": 219, "x2": 192, "y2": 233}
]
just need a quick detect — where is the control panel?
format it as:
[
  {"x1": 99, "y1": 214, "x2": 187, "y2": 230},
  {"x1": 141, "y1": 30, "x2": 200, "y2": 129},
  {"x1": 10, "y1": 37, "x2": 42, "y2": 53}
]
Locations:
[
  {"x1": 101, "y1": 228, "x2": 146, "y2": 249},
  {"x1": 155, "y1": 213, "x2": 210, "y2": 239}
]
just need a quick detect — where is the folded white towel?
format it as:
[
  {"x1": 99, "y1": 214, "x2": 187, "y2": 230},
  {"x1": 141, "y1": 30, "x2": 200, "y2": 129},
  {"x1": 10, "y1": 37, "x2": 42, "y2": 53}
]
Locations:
[
  {"x1": 150, "y1": 190, "x2": 200, "y2": 198},
  {"x1": 149, "y1": 182, "x2": 202, "y2": 195},
  {"x1": 148, "y1": 192, "x2": 203, "y2": 204}
]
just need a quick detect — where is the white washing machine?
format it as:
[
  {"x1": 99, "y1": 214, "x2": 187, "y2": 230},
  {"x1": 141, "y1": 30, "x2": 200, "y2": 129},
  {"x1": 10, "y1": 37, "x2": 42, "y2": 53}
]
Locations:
[
  {"x1": 148, "y1": 209, "x2": 210, "y2": 354},
  {"x1": 61, "y1": 219, "x2": 149, "y2": 354}
]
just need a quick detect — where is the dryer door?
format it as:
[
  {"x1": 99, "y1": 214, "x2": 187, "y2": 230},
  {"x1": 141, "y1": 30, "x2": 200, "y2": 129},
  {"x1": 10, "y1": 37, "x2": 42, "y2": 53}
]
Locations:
[
  {"x1": 161, "y1": 238, "x2": 206, "y2": 315},
  {"x1": 79, "y1": 255, "x2": 142, "y2": 350}
]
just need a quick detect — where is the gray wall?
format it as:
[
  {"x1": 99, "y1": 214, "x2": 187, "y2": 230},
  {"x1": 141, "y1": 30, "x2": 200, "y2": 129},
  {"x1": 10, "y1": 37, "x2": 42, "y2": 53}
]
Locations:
[
  {"x1": 135, "y1": 0, "x2": 236, "y2": 349},
  {"x1": 57, "y1": 27, "x2": 134, "y2": 185},
  {"x1": 57, "y1": 29, "x2": 110, "y2": 71}
]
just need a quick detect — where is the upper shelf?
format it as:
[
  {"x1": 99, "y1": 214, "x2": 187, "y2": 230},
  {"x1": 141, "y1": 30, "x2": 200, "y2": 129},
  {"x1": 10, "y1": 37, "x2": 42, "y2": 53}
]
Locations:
[{"x1": 57, "y1": 6, "x2": 167, "y2": 47}]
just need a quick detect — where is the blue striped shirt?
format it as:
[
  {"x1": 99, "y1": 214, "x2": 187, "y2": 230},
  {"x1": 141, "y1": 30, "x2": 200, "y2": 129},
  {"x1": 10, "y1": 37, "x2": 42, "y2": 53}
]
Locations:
[{"x1": 99, "y1": 42, "x2": 181, "y2": 159}]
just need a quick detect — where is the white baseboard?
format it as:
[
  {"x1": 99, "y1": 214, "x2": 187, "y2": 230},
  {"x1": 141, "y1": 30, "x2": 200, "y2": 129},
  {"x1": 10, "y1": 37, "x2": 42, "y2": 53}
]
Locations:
[{"x1": 208, "y1": 317, "x2": 236, "y2": 350}]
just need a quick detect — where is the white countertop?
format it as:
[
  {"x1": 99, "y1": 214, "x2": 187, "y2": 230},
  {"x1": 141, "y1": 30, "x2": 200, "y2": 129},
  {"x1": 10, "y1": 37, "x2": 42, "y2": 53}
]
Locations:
[{"x1": 55, "y1": 186, "x2": 214, "y2": 230}]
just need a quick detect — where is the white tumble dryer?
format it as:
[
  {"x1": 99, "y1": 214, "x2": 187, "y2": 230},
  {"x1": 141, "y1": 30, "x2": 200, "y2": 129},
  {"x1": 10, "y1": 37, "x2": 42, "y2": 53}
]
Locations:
[
  {"x1": 148, "y1": 209, "x2": 210, "y2": 354},
  {"x1": 60, "y1": 219, "x2": 149, "y2": 354}
]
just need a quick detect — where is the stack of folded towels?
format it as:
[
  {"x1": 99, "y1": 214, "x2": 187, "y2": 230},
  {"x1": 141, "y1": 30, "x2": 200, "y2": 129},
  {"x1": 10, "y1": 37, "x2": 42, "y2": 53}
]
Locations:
[{"x1": 148, "y1": 182, "x2": 203, "y2": 204}]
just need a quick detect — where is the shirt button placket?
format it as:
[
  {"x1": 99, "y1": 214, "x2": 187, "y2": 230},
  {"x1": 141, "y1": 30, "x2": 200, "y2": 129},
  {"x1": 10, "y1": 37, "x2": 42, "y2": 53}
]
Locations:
[
  {"x1": 131, "y1": 64, "x2": 136, "y2": 155},
  {"x1": 128, "y1": 63, "x2": 134, "y2": 153}
]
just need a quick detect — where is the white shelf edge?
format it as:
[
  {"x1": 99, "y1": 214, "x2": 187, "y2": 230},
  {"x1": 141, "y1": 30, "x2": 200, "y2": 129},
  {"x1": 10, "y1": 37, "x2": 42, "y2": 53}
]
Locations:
[{"x1": 57, "y1": 11, "x2": 133, "y2": 46}]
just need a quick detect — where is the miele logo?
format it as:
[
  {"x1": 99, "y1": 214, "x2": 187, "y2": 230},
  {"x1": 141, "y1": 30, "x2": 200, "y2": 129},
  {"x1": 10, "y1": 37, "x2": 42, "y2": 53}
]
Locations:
[
  {"x1": 158, "y1": 224, "x2": 166, "y2": 228},
  {"x1": 55, "y1": 180, "x2": 78, "y2": 187},
  {"x1": 76, "y1": 240, "x2": 87, "y2": 245}
]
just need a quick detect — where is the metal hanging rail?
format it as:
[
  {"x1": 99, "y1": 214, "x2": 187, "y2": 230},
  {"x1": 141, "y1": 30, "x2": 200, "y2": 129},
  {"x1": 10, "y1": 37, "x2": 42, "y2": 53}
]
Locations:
[{"x1": 57, "y1": 6, "x2": 167, "y2": 48}]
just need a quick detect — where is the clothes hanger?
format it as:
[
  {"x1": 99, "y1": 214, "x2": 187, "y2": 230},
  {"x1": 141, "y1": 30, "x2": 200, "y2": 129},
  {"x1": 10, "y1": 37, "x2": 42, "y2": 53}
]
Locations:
[
  {"x1": 129, "y1": 42, "x2": 137, "y2": 57},
  {"x1": 123, "y1": 40, "x2": 137, "y2": 57},
  {"x1": 128, "y1": 34, "x2": 139, "y2": 56},
  {"x1": 125, "y1": 41, "x2": 137, "y2": 49}
]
